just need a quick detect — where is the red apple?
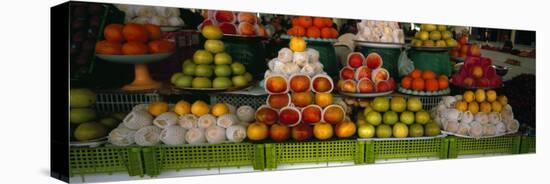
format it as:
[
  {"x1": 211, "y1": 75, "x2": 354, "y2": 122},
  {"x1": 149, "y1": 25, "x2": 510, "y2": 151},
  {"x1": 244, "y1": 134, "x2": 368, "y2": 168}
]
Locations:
[
  {"x1": 339, "y1": 67, "x2": 355, "y2": 80},
  {"x1": 347, "y1": 52, "x2": 365, "y2": 68},
  {"x1": 214, "y1": 10, "x2": 235, "y2": 23},
  {"x1": 255, "y1": 106, "x2": 278, "y2": 125},
  {"x1": 375, "y1": 80, "x2": 391, "y2": 92},
  {"x1": 366, "y1": 52, "x2": 383, "y2": 69},
  {"x1": 279, "y1": 107, "x2": 301, "y2": 126},
  {"x1": 270, "y1": 123, "x2": 290, "y2": 142},
  {"x1": 291, "y1": 123, "x2": 313, "y2": 141}
]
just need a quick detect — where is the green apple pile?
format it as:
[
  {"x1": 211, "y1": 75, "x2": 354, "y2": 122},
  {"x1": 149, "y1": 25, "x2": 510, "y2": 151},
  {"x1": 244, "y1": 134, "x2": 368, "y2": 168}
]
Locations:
[
  {"x1": 70, "y1": 89, "x2": 125, "y2": 141},
  {"x1": 171, "y1": 25, "x2": 252, "y2": 89},
  {"x1": 356, "y1": 96, "x2": 441, "y2": 138},
  {"x1": 411, "y1": 24, "x2": 458, "y2": 48}
]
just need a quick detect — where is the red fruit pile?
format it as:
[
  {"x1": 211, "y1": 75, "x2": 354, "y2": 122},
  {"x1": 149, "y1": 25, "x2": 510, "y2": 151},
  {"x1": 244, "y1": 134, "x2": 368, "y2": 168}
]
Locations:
[
  {"x1": 338, "y1": 52, "x2": 395, "y2": 93},
  {"x1": 449, "y1": 35, "x2": 481, "y2": 58},
  {"x1": 287, "y1": 16, "x2": 339, "y2": 39},
  {"x1": 198, "y1": 10, "x2": 267, "y2": 37},
  {"x1": 452, "y1": 56, "x2": 502, "y2": 88}
]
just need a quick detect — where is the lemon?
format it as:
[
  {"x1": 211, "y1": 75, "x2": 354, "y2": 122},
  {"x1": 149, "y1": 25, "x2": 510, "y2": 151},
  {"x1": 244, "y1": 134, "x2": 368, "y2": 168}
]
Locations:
[
  {"x1": 191, "y1": 100, "x2": 210, "y2": 116},
  {"x1": 486, "y1": 90, "x2": 497, "y2": 102},
  {"x1": 480, "y1": 102, "x2": 492, "y2": 113},
  {"x1": 455, "y1": 100, "x2": 468, "y2": 112},
  {"x1": 475, "y1": 89, "x2": 486, "y2": 103},
  {"x1": 468, "y1": 101, "x2": 479, "y2": 114},
  {"x1": 498, "y1": 95, "x2": 508, "y2": 106},
  {"x1": 491, "y1": 101, "x2": 503, "y2": 112},
  {"x1": 463, "y1": 91, "x2": 475, "y2": 103},
  {"x1": 148, "y1": 101, "x2": 169, "y2": 117},
  {"x1": 174, "y1": 100, "x2": 191, "y2": 116},
  {"x1": 211, "y1": 103, "x2": 230, "y2": 117}
]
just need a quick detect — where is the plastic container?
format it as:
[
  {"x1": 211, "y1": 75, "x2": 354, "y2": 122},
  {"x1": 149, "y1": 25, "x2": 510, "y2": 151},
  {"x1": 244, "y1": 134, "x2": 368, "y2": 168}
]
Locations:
[
  {"x1": 69, "y1": 146, "x2": 144, "y2": 177},
  {"x1": 362, "y1": 137, "x2": 449, "y2": 163},
  {"x1": 408, "y1": 49, "x2": 452, "y2": 77},
  {"x1": 447, "y1": 135, "x2": 521, "y2": 158},
  {"x1": 520, "y1": 136, "x2": 536, "y2": 153}
]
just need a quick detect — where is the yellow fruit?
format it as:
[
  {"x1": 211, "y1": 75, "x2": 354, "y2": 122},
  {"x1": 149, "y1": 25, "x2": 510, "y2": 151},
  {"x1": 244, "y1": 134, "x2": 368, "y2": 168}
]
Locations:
[
  {"x1": 498, "y1": 95, "x2": 508, "y2": 106},
  {"x1": 468, "y1": 101, "x2": 479, "y2": 114},
  {"x1": 480, "y1": 102, "x2": 492, "y2": 113},
  {"x1": 475, "y1": 89, "x2": 486, "y2": 103},
  {"x1": 173, "y1": 100, "x2": 191, "y2": 116},
  {"x1": 491, "y1": 101, "x2": 503, "y2": 112},
  {"x1": 486, "y1": 90, "x2": 497, "y2": 102},
  {"x1": 191, "y1": 100, "x2": 210, "y2": 116},
  {"x1": 289, "y1": 37, "x2": 307, "y2": 52},
  {"x1": 148, "y1": 101, "x2": 169, "y2": 116},
  {"x1": 211, "y1": 103, "x2": 229, "y2": 117},
  {"x1": 463, "y1": 91, "x2": 475, "y2": 103},
  {"x1": 455, "y1": 100, "x2": 468, "y2": 112}
]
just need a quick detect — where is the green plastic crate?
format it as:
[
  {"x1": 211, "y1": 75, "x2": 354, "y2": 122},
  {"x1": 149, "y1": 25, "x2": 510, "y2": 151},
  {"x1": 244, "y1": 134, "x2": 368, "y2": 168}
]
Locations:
[
  {"x1": 69, "y1": 147, "x2": 143, "y2": 177},
  {"x1": 222, "y1": 36, "x2": 267, "y2": 78},
  {"x1": 408, "y1": 49, "x2": 452, "y2": 77},
  {"x1": 520, "y1": 136, "x2": 536, "y2": 153},
  {"x1": 364, "y1": 137, "x2": 449, "y2": 164},
  {"x1": 447, "y1": 135, "x2": 521, "y2": 158},
  {"x1": 265, "y1": 140, "x2": 365, "y2": 169},
  {"x1": 142, "y1": 143, "x2": 265, "y2": 176}
]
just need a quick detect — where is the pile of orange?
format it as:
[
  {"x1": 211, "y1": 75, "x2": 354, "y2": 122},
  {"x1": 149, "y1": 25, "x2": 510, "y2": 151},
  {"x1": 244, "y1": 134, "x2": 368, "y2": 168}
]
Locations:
[
  {"x1": 95, "y1": 23, "x2": 175, "y2": 55},
  {"x1": 287, "y1": 16, "x2": 339, "y2": 39},
  {"x1": 400, "y1": 69, "x2": 449, "y2": 92}
]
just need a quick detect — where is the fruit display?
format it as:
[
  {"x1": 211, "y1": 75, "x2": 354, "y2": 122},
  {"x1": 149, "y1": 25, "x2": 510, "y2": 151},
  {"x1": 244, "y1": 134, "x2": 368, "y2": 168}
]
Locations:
[
  {"x1": 198, "y1": 10, "x2": 267, "y2": 37},
  {"x1": 109, "y1": 100, "x2": 253, "y2": 146},
  {"x1": 411, "y1": 24, "x2": 458, "y2": 48},
  {"x1": 70, "y1": 3, "x2": 105, "y2": 77},
  {"x1": 337, "y1": 52, "x2": 396, "y2": 95},
  {"x1": 449, "y1": 35, "x2": 480, "y2": 58},
  {"x1": 70, "y1": 89, "x2": 124, "y2": 142},
  {"x1": 356, "y1": 96, "x2": 442, "y2": 138},
  {"x1": 451, "y1": 56, "x2": 503, "y2": 88},
  {"x1": 355, "y1": 20, "x2": 404, "y2": 44},
  {"x1": 431, "y1": 89, "x2": 519, "y2": 138},
  {"x1": 171, "y1": 25, "x2": 252, "y2": 89},
  {"x1": 95, "y1": 23, "x2": 175, "y2": 55},
  {"x1": 285, "y1": 16, "x2": 339, "y2": 39},
  {"x1": 398, "y1": 69, "x2": 450, "y2": 95},
  {"x1": 114, "y1": 4, "x2": 185, "y2": 27}
]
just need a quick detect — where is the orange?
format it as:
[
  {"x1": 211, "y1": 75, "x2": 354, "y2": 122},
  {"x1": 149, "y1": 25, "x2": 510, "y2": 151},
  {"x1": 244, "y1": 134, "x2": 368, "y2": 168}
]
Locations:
[
  {"x1": 321, "y1": 27, "x2": 334, "y2": 38},
  {"x1": 103, "y1": 24, "x2": 124, "y2": 42},
  {"x1": 421, "y1": 70, "x2": 436, "y2": 80},
  {"x1": 412, "y1": 78, "x2": 425, "y2": 91},
  {"x1": 291, "y1": 92, "x2": 314, "y2": 107},
  {"x1": 122, "y1": 23, "x2": 149, "y2": 43},
  {"x1": 410, "y1": 69, "x2": 422, "y2": 79},
  {"x1": 287, "y1": 26, "x2": 306, "y2": 36},
  {"x1": 122, "y1": 41, "x2": 148, "y2": 55},
  {"x1": 313, "y1": 17, "x2": 326, "y2": 28},
  {"x1": 306, "y1": 27, "x2": 321, "y2": 38},
  {"x1": 297, "y1": 16, "x2": 313, "y2": 28},
  {"x1": 313, "y1": 122, "x2": 333, "y2": 140},
  {"x1": 143, "y1": 24, "x2": 162, "y2": 41},
  {"x1": 191, "y1": 100, "x2": 210, "y2": 116},
  {"x1": 455, "y1": 100, "x2": 468, "y2": 112},
  {"x1": 324, "y1": 18, "x2": 333, "y2": 27},
  {"x1": 95, "y1": 40, "x2": 122, "y2": 55},
  {"x1": 291, "y1": 17, "x2": 300, "y2": 27},
  {"x1": 315, "y1": 92, "x2": 333, "y2": 108},
  {"x1": 425, "y1": 79, "x2": 439, "y2": 91},
  {"x1": 211, "y1": 103, "x2": 229, "y2": 117},
  {"x1": 173, "y1": 100, "x2": 191, "y2": 116},
  {"x1": 289, "y1": 37, "x2": 307, "y2": 52},
  {"x1": 148, "y1": 101, "x2": 169, "y2": 117},
  {"x1": 329, "y1": 28, "x2": 339, "y2": 38},
  {"x1": 438, "y1": 75, "x2": 449, "y2": 89},
  {"x1": 400, "y1": 76, "x2": 413, "y2": 89},
  {"x1": 148, "y1": 40, "x2": 175, "y2": 54},
  {"x1": 323, "y1": 106, "x2": 344, "y2": 124}
]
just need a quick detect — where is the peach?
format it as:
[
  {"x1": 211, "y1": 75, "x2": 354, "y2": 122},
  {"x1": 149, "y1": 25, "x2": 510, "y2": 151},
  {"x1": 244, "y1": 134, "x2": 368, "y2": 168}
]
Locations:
[
  {"x1": 355, "y1": 66, "x2": 372, "y2": 80},
  {"x1": 372, "y1": 68, "x2": 389, "y2": 83},
  {"x1": 323, "y1": 105, "x2": 345, "y2": 124},
  {"x1": 255, "y1": 106, "x2": 278, "y2": 125},
  {"x1": 375, "y1": 80, "x2": 392, "y2": 92},
  {"x1": 314, "y1": 92, "x2": 333, "y2": 108},
  {"x1": 238, "y1": 22, "x2": 256, "y2": 36},
  {"x1": 302, "y1": 105, "x2": 322, "y2": 124},
  {"x1": 279, "y1": 107, "x2": 301, "y2": 126},
  {"x1": 266, "y1": 75, "x2": 288, "y2": 93},
  {"x1": 214, "y1": 10, "x2": 235, "y2": 23},
  {"x1": 270, "y1": 123, "x2": 290, "y2": 142},
  {"x1": 347, "y1": 52, "x2": 365, "y2": 68},
  {"x1": 289, "y1": 74, "x2": 311, "y2": 92},
  {"x1": 267, "y1": 94, "x2": 290, "y2": 109},
  {"x1": 366, "y1": 52, "x2": 383, "y2": 69},
  {"x1": 357, "y1": 78, "x2": 375, "y2": 93},
  {"x1": 340, "y1": 80, "x2": 357, "y2": 93},
  {"x1": 339, "y1": 67, "x2": 355, "y2": 80},
  {"x1": 312, "y1": 75, "x2": 333, "y2": 93},
  {"x1": 291, "y1": 92, "x2": 313, "y2": 108}
]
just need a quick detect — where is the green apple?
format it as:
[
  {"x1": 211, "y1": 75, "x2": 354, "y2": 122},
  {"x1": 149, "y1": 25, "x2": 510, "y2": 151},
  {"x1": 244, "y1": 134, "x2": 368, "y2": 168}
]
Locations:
[
  {"x1": 366, "y1": 111, "x2": 382, "y2": 126},
  {"x1": 171, "y1": 72, "x2": 184, "y2": 84},
  {"x1": 231, "y1": 62, "x2": 246, "y2": 75},
  {"x1": 409, "y1": 124, "x2": 424, "y2": 137},
  {"x1": 195, "y1": 64, "x2": 213, "y2": 77},
  {"x1": 213, "y1": 77, "x2": 233, "y2": 88},
  {"x1": 193, "y1": 50, "x2": 213, "y2": 64},
  {"x1": 175, "y1": 75, "x2": 193, "y2": 88},
  {"x1": 400, "y1": 111, "x2": 415, "y2": 125},
  {"x1": 407, "y1": 97, "x2": 423, "y2": 112},
  {"x1": 74, "y1": 122, "x2": 107, "y2": 141},
  {"x1": 358, "y1": 124, "x2": 375, "y2": 138},
  {"x1": 214, "y1": 64, "x2": 232, "y2": 77},
  {"x1": 232, "y1": 75, "x2": 248, "y2": 87},
  {"x1": 392, "y1": 123, "x2": 409, "y2": 138},
  {"x1": 424, "y1": 122, "x2": 441, "y2": 136},
  {"x1": 376, "y1": 124, "x2": 392, "y2": 138},
  {"x1": 383, "y1": 111, "x2": 398, "y2": 125},
  {"x1": 183, "y1": 62, "x2": 196, "y2": 76},
  {"x1": 363, "y1": 106, "x2": 373, "y2": 118},
  {"x1": 204, "y1": 40, "x2": 225, "y2": 54},
  {"x1": 390, "y1": 96, "x2": 407, "y2": 112},
  {"x1": 372, "y1": 97, "x2": 389, "y2": 112},
  {"x1": 214, "y1": 52, "x2": 233, "y2": 65},
  {"x1": 415, "y1": 111, "x2": 430, "y2": 125},
  {"x1": 192, "y1": 77, "x2": 212, "y2": 88}
]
